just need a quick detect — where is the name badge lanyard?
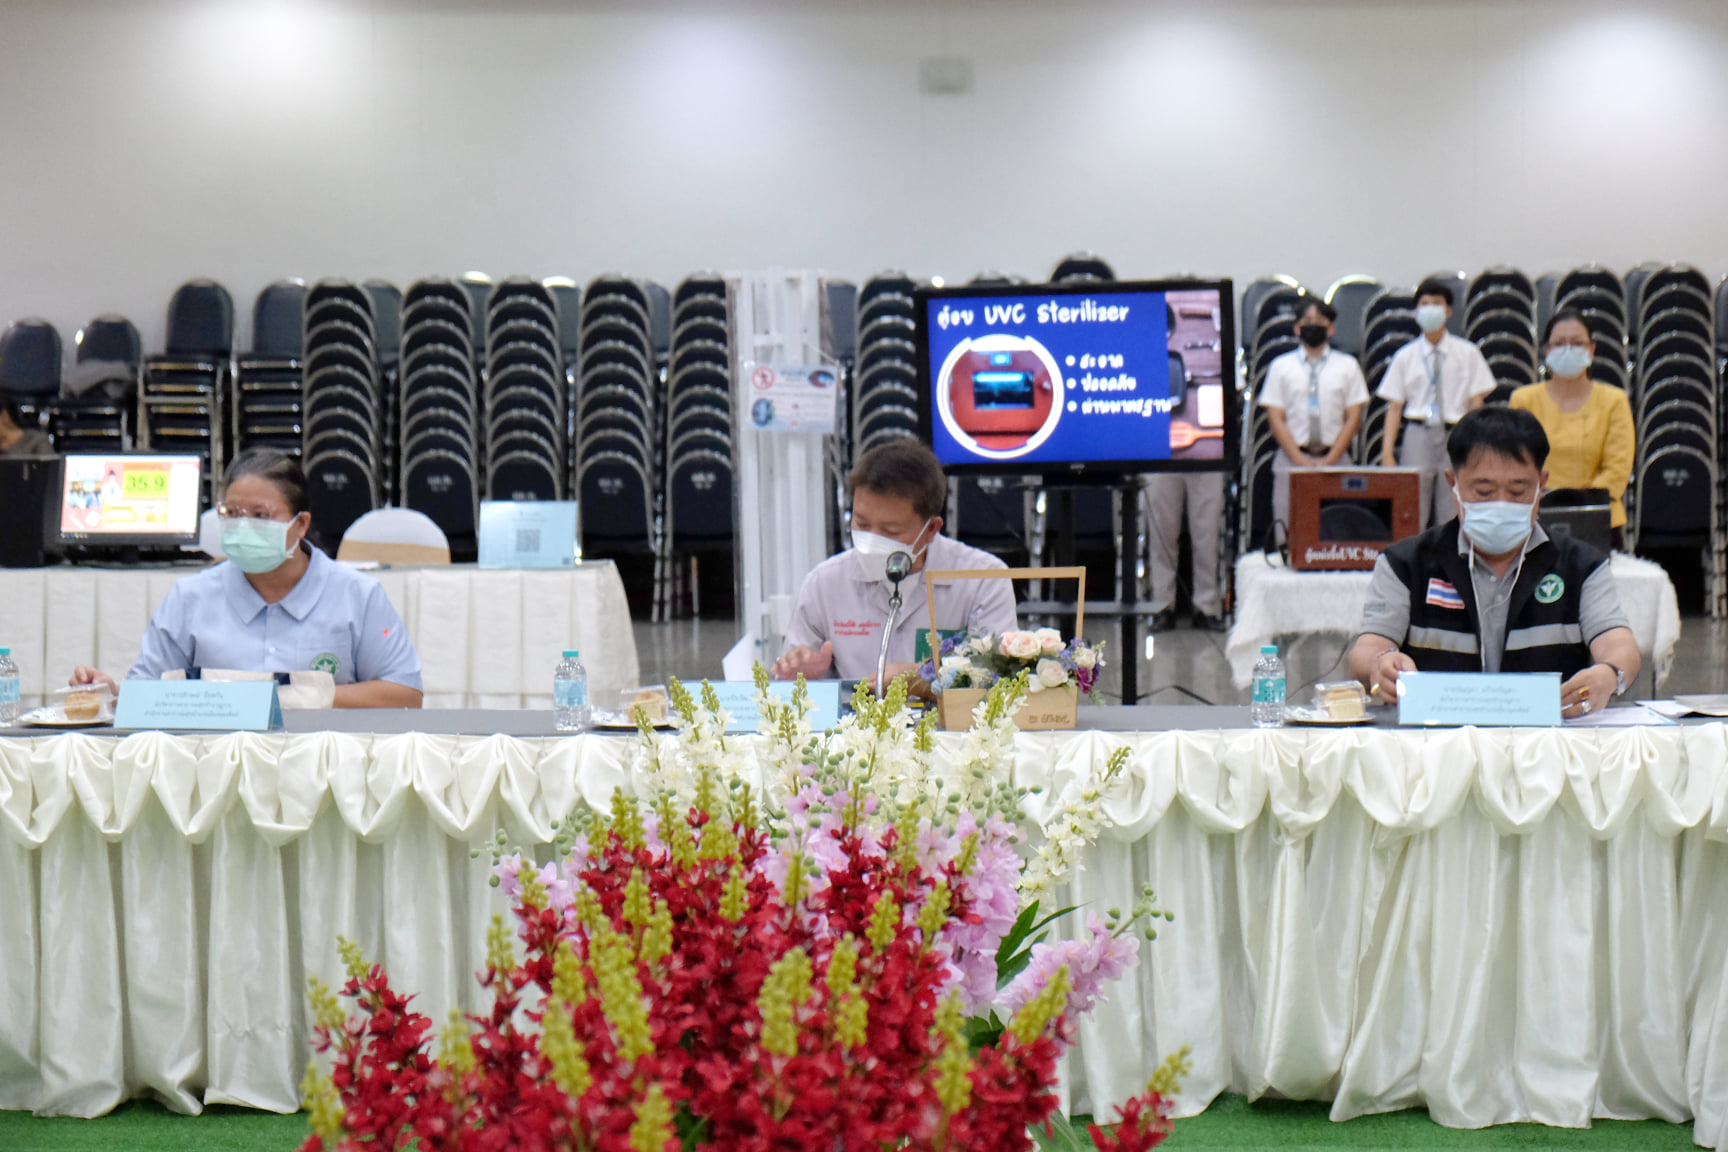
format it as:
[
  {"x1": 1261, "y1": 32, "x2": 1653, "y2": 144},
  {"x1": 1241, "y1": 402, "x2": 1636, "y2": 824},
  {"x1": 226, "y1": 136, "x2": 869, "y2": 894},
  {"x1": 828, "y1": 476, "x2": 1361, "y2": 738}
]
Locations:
[{"x1": 1417, "y1": 345, "x2": 1445, "y2": 424}]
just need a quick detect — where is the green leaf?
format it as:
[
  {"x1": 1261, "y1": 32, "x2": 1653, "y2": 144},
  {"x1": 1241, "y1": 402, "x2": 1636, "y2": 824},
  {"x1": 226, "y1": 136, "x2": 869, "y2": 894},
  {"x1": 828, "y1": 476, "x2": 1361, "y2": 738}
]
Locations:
[
  {"x1": 1031, "y1": 1111, "x2": 1093, "y2": 1151},
  {"x1": 995, "y1": 901, "x2": 1080, "y2": 988}
]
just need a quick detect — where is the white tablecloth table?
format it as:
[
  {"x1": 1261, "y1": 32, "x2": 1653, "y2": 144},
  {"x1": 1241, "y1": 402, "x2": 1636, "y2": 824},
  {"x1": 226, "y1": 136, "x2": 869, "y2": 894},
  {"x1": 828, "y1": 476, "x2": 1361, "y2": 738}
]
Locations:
[
  {"x1": 2, "y1": 715, "x2": 1726, "y2": 1147},
  {"x1": 0, "y1": 561, "x2": 640, "y2": 709},
  {"x1": 1227, "y1": 551, "x2": 1683, "y2": 689}
]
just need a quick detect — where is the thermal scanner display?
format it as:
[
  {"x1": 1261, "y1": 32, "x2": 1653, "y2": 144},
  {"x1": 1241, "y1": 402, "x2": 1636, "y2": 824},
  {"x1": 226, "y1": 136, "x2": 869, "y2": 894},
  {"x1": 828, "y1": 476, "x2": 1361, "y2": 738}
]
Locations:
[
  {"x1": 916, "y1": 279, "x2": 1235, "y2": 477},
  {"x1": 57, "y1": 453, "x2": 203, "y2": 544}
]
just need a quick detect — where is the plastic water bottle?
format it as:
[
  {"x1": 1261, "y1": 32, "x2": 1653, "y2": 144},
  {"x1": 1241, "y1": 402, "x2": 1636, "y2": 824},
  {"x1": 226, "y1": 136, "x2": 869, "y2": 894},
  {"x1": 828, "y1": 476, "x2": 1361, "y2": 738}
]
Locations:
[
  {"x1": 1251, "y1": 644, "x2": 1285, "y2": 728},
  {"x1": 554, "y1": 649, "x2": 590, "y2": 732},
  {"x1": 0, "y1": 648, "x2": 18, "y2": 728}
]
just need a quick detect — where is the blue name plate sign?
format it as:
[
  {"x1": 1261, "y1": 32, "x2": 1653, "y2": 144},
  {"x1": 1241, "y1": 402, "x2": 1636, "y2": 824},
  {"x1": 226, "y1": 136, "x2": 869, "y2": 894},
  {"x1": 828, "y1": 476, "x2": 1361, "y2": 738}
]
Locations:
[
  {"x1": 115, "y1": 679, "x2": 284, "y2": 732},
  {"x1": 478, "y1": 501, "x2": 579, "y2": 569},
  {"x1": 1398, "y1": 671, "x2": 1562, "y2": 727},
  {"x1": 705, "y1": 680, "x2": 843, "y2": 734}
]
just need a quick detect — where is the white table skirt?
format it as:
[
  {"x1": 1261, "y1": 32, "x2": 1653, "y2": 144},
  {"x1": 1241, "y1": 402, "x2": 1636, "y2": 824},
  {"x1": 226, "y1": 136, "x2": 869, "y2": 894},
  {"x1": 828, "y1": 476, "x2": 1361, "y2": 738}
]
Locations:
[
  {"x1": 0, "y1": 562, "x2": 640, "y2": 710},
  {"x1": 1227, "y1": 552, "x2": 1683, "y2": 689},
  {"x1": 2, "y1": 724, "x2": 1726, "y2": 1147}
]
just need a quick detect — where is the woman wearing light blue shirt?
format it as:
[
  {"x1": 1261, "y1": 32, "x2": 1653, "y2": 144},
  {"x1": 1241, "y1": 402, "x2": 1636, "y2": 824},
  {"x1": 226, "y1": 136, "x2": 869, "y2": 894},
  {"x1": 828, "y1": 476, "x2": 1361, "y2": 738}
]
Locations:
[{"x1": 72, "y1": 449, "x2": 424, "y2": 708}]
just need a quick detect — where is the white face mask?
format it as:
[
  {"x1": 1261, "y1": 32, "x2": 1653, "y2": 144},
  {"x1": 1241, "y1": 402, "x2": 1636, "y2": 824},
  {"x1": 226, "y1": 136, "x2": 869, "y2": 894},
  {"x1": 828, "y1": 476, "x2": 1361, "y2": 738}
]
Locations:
[
  {"x1": 1416, "y1": 304, "x2": 1448, "y2": 334},
  {"x1": 851, "y1": 520, "x2": 932, "y2": 586}
]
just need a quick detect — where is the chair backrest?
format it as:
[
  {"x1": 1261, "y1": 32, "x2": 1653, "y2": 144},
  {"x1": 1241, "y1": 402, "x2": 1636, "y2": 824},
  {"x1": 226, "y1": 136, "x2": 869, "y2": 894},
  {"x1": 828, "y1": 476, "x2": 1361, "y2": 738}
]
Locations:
[
  {"x1": 362, "y1": 281, "x2": 402, "y2": 364},
  {"x1": 1323, "y1": 276, "x2": 1381, "y2": 356},
  {"x1": 252, "y1": 281, "x2": 306, "y2": 357},
  {"x1": 0, "y1": 318, "x2": 63, "y2": 396},
  {"x1": 1050, "y1": 252, "x2": 1116, "y2": 284},
  {"x1": 76, "y1": 314, "x2": 141, "y2": 367},
  {"x1": 337, "y1": 507, "x2": 452, "y2": 564},
  {"x1": 165, "y1": 279, "x2": 235, "y2": 357},
  {"x1": 194, "y1": 506, "x2": 226, "y2": 557}
]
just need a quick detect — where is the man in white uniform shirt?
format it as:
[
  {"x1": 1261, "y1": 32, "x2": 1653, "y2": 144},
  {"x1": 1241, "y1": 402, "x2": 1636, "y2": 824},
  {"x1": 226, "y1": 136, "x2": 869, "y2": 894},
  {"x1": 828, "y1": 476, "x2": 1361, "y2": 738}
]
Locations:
[
  {"x1": 1377, "y1": 277, "x2": 1495, "y2": 529},
  {"x1": 772, "y1": 439, "x2": 1018, "y2": 688},
  {"x1": 1258, "y1": 299, "x2": 1370, "y2": 530}
]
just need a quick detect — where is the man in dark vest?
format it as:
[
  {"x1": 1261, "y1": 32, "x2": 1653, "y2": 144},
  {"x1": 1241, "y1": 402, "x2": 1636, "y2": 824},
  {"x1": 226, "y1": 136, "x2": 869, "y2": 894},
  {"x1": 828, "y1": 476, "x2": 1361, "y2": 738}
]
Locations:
[{"x1": 1349, "y1": 406, "x2": 1639, "y2": 717}]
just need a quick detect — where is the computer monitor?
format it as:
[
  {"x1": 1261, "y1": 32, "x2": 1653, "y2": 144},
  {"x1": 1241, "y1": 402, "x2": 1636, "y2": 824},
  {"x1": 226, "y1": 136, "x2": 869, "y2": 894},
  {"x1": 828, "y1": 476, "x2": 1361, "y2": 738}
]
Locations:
[
  {"x1": 0, "y1": 455, "x2": 60, "y2": 568},
  {"x1": 915, "y1": 278, "x2": 1238, "y2": 479},
  {"x1": 54, "y1": 453, "x2": 204, "y2": 550}
]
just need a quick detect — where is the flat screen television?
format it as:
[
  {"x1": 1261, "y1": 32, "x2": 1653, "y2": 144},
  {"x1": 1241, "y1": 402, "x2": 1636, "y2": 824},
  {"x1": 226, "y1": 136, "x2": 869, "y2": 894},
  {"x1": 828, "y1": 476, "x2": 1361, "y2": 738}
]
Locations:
[
  {"x1": 915, "y1": 278, "x2": 1237, "y2": 478},
  {"x1": 54, "y1": 453, "x2": 204, "y2": 550}
]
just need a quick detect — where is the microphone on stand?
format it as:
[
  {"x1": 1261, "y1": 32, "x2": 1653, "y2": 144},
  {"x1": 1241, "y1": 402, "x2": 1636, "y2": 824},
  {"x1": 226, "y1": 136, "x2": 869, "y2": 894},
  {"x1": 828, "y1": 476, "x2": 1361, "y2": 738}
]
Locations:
[{"x1": 876, "y1": 550, "x2": 914, "y2": 696}]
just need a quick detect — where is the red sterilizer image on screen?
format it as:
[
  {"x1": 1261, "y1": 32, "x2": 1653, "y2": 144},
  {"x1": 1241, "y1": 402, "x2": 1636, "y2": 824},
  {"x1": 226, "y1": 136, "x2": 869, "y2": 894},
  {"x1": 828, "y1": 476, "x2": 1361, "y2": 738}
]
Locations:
[{"x1": 945, "y1": 347, "x2": 1055, "y2": 451}]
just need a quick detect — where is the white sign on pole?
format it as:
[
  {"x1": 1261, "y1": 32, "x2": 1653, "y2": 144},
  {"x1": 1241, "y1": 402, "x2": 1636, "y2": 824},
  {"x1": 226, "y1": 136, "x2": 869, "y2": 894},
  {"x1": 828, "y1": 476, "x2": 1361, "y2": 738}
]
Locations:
[
  {"x1": 741, "y1": 362, "x2": 840, "y2": 433},
  {"x1": 729, "y1": 270, "x2": 835, "y2": 665}
]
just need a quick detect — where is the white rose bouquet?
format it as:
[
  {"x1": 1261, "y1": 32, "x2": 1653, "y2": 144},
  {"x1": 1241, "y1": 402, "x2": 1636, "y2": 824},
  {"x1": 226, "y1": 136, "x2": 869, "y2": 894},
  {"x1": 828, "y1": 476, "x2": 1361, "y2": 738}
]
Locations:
[{"x1": 917, "y1": 626, "x2": 1106, "y2": 698}]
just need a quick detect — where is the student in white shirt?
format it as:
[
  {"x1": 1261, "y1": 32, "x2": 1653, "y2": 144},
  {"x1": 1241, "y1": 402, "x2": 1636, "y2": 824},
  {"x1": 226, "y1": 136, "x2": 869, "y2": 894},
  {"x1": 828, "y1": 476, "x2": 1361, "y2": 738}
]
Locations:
[
  {"x1": 1376, "y1": 278, "x2": 1496, "y2": 529},
  {"x1": 1258, "y1": 299, "x2": 1370, "y2": 530}
]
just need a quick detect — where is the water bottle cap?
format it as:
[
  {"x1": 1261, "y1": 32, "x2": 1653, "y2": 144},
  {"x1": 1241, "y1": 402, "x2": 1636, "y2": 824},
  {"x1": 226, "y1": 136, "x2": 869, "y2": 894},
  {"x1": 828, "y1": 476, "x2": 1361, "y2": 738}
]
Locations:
[
  {"x1": 1260, "y1": 645, "x2": 1277, "y2": 655},
  {"x1": 563, "y1": 650, "x2": 580, "y2": 658},
  {"x1": 0, "y1": 647, "x2": 8, "y2": 655}
]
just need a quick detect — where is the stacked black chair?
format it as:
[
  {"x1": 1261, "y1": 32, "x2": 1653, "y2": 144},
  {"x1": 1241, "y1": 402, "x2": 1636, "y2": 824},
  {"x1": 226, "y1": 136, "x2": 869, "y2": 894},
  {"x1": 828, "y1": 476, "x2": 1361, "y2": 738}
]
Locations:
[
  {"x1": 0, "y1": 318, "x2": 63, "y2": 432},
  {"x1": 1555, "y1": 265, "x2": 1629, "y2": 392},
  {"x1": 141, "y1": 279, "x2": 232, "y2": 497},
  {"x1": 576, "y1": 274, "x2": 660, "y2": 558},
  {"x1": 1354, "y1": 289, "x2": 1419, "y2": 467},
  {"x1": 460, "y1": 274, "x2": 493, "y2": 358},
  {"x1": 1050, "y1": 252, "x2": 1115, "y2": 284},
  {"x1": 1323, "y1": 275, "x2": 1381, "y2": 357},
  {"x1": 400, "y1": 277, "x2": 481, "y2": 559},
  {"x1": 544, "y1": 277, "x2": 584, "y2": 378},
  {"x1": 364, "y1": 281, "x2": 403, "y2": 371},
  {"x1": 850, "y1": 271, "x2": 920, "y2": 460},
  {"x1": 302, "y1": 279, "x2": 382, "y2": 547},
  {"x1": 56, "y1": 315, "x2": 141, "y2": 453},
  {"x1": 233, "y1": 280, "x2": 306, "y2": 457},
  {"x1": 663, "y1": 274, "x2": 735, "y2": 615},
  {"x1": 484, "y1": 276, "x2": 566, "y2": 502},
  {"x1": 363, "y1": 280, "x2": 404, "y2": 493},
  {"x1": 1464, "y1": 267, "x2": 1538, "y2": 402},
  {"x1": 1629, "y1": 264, "x2": 1716, "y2": 566},
  {"x1": 1714, "y1": 275, "x2": 1728, "y2": 360},
  {"x1": 1241, "y1": 276, "x2": 1310, "y2": 548}
]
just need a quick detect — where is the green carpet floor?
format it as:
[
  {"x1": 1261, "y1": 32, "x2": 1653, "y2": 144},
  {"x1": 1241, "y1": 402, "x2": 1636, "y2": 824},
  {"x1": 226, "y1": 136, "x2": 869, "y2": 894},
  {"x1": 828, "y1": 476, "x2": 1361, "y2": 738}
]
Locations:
[{"x1": 0, "y1": 1094, "x2": 1697, "y2": 1151}]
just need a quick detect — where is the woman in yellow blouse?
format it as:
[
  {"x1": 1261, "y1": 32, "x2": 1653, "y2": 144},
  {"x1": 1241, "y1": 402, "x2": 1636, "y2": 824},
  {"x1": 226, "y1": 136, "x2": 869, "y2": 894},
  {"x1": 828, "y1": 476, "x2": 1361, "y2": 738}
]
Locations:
[{"x1": 1510, "y1": 308, "x2": 1635, "y2": 548}]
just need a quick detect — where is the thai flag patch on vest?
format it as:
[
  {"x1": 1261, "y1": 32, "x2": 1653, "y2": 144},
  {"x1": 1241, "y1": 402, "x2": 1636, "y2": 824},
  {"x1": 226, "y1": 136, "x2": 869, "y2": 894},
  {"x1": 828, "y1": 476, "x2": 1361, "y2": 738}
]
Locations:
[{"x1": 1426, "y1": 578, "x2": 1464, "y2": 609}]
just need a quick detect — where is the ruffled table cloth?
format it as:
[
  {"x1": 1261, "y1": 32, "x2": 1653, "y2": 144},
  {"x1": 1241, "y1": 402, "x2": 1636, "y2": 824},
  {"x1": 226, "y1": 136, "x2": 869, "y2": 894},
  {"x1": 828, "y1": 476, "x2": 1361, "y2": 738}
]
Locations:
[
  {"x1": 0, "y1": 561, "x2": 640, "y2": 709},
  {"x1": 2, "y1": 723, "x2": 1725, "y2": 1148}
]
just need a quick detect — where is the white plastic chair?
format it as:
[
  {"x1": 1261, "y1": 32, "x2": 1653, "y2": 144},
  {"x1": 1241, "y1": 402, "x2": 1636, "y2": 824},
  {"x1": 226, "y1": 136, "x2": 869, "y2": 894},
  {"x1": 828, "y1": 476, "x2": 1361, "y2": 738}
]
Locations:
[
  {"x1": 190, "y1": 506, "x2": 225, "y2": 557},
  {"x1": 337, "y1": 507, "x2": 451, "y2": 565}
]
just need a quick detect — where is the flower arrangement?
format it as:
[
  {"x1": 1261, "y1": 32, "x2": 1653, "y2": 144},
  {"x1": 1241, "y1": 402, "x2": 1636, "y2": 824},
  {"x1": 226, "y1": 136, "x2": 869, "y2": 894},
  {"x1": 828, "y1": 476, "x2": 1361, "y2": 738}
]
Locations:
[
  {"x1": 917, "y1": 627, "x2": 1106, "y2": 699},
  {"x1": 297, "y1": 673, "x2": 1184, "y2": 1152}
]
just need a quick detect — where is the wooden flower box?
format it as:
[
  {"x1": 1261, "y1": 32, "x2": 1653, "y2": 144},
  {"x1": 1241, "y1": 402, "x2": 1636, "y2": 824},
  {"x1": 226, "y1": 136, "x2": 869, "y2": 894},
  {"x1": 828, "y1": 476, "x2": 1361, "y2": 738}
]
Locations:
[
  {"x1": 924, "y1": 564, "x2": 1089, "y2": 733},
  {"x1": 937, "y1": 682, "x2": 1079, "y2": 732}
]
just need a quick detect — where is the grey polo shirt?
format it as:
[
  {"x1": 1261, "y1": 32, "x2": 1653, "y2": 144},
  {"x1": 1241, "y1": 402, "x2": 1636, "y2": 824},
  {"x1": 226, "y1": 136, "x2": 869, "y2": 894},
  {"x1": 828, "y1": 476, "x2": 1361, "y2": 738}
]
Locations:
[
  {"x1": 783, "y1": 533, "x2": 1019, "y2": 679},
  {"x1": 1359, "y1": 523, "x2": 1629, "y2": 673}
]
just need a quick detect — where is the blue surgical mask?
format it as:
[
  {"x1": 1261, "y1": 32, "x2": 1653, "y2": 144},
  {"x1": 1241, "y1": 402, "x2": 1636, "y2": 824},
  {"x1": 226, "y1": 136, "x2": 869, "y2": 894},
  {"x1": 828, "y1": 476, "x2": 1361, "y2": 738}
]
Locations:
[
  {"x1": 1545, "y1": 345, "x2": 1592, "y2": 379},
  {"x1": 1454, "y1": 489, "x2": 1535, "y2": 555},
  {"x1": 220, "y1": 516, "x2": 296, "y2": 574},
  {"x1": 1416, "y1": 304, "x2": 1448, "y2": 334}
]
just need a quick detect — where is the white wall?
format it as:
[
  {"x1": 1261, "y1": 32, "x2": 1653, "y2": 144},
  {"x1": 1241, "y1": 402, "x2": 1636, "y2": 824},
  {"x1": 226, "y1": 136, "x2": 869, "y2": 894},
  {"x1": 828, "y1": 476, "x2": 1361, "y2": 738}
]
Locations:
[{"x1": 3, "y1": 0, "x2": 1728, "y2": 352}]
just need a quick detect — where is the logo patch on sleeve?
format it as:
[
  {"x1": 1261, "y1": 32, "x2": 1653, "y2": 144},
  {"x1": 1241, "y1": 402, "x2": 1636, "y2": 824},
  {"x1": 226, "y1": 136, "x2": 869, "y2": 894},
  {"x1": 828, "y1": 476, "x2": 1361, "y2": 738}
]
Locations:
[{"x1": 1426, "y1": 578, "x2": 1464, "y2": 609}]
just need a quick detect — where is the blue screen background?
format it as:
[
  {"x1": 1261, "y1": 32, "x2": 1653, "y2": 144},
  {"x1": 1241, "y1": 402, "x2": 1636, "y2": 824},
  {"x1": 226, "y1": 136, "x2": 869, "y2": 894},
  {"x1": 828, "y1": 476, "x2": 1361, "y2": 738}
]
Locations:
[{"x1": 924, "y1": 289, "x2": 1173, "y2": 468}]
